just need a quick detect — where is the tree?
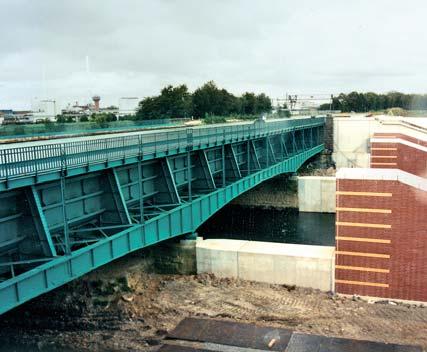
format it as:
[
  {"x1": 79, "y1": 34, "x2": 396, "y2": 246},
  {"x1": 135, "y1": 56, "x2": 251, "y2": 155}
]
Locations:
[
  {"x1": 136, "y1": 81, "x2": 273, "y2": 120},
  {"x1": 193, "y1": 81, "x2": 230, "y2": 118},
  {"x1": 136, "y1": 84, "x2": 192, "y2": 119},
  {"x1": 241, "y1": 92, "x2": 257, "y2": 115},
  {"x1": 254, "y1": 93, "x2": 272, "y2": 114},
  {"x1": 90, "y1": 113, "x2": 117, "y2": 123}
]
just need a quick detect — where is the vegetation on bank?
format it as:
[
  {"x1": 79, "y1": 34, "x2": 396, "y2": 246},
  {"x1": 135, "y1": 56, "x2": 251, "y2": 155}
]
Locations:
[
  {"x1": 320, "y1": 91, "x2": 427, "y2": 113},
  {"x1": 136, "y1": 81, "x2": 272, "y2": 120}
]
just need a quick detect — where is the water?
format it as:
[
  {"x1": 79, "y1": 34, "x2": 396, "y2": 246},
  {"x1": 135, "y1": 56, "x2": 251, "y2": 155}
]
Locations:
[{"x1": 197, "y1": 205, "x2": 335, "y2": 246}]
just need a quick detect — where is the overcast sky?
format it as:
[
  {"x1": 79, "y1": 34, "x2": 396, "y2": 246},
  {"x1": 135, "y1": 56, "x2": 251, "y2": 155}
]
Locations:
[{"x1": 1, "y1": 0, "x2": 427, "y2": 109}]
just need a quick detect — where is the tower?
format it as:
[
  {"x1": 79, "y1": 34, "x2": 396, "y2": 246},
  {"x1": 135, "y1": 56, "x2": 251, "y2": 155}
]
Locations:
[{"x1": 92, "y1": 95, "x2": 100, "y2": 112}]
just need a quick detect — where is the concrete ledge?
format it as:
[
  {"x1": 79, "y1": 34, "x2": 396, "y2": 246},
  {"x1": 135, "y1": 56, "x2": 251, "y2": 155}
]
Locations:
[{"x1": 197, "y1": 239, "x2": 335, "y2": 291}]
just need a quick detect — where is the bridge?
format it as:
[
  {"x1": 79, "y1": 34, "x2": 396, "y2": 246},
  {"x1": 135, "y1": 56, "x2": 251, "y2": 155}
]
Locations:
[{"x1": 0, "y1": 117, "x2": 325, "y2": 315}]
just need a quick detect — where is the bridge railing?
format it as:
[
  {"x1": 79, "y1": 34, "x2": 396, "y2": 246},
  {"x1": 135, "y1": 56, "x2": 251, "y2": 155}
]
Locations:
[{"x1": 0, "y1": 117, "x2": 324, "y2": 181}]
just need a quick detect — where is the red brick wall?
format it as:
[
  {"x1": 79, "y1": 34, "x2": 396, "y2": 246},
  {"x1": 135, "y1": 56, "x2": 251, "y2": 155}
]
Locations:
[
  {"x1": 371, "y1": 134, "x2": 427, "y2": 177},
  {"x1": 373, "y1": 133, "x2": 427, "y2": 147},
  {"x1": 335, "y1": 179, "x2": 427, "y2": 302}
]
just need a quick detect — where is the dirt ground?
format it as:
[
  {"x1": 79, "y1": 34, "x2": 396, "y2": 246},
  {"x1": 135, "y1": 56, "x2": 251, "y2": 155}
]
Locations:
[{"x1": 1, "y1": 255, "x2": 426, "y2": 352}]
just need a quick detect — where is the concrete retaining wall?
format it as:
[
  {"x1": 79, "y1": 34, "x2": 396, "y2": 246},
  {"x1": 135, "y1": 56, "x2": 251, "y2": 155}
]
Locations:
[
  {"x1": 298, "y1": 176, "x2": 336, "y2": 213},
  {"x1": 333, "y1": 116, "x2": 378, "y2": 168},
  {"x1": 197, "y1": 239, "x2": 335, "y2": 291}
]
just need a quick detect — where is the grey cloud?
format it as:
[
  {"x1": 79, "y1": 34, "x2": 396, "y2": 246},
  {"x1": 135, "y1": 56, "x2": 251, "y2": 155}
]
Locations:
[{"x1": 1, "y1": 0, "x2": 427, "y2": 109}]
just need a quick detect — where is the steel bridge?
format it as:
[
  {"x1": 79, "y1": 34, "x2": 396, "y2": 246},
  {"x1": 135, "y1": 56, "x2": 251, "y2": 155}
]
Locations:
[{"x1": 0, "y1": 117, "x2": 325, "y2": 315}]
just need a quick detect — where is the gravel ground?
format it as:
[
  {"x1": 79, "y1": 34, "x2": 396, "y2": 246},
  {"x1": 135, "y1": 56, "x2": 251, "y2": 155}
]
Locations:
[{"x1": 0, "y1": 256, "x2": 426, "y2": 352}]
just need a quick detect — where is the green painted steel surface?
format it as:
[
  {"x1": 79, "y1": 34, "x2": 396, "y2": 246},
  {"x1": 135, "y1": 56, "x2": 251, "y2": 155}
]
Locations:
[{"x1": 0, "y1": 117, "x2": 324, "y2": 315}]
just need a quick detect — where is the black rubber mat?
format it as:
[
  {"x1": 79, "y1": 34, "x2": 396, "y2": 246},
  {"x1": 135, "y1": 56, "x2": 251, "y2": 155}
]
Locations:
[
  {"x1": 167, "y1": 317, "x2": 293, "y2": 351},
  {"x1": 286, "y1": 333, "x2": 422, "y2": 352}
]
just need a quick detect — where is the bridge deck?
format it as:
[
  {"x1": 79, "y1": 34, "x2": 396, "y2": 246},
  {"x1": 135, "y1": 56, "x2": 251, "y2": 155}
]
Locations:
[{"x1": 0, "y1": 117, "x2": 325, "y2": 315}]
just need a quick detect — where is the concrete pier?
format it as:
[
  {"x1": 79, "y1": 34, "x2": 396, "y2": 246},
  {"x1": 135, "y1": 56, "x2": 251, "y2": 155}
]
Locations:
[
  {"x1": 298, "y1": 176, "x2": 336, "y2": 213},
  {"x1": 197, "y1": 239, "x2": 335, "y2": 291}
]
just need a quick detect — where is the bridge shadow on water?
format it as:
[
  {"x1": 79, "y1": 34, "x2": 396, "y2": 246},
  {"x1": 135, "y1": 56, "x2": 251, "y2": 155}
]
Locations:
[{"x1": 197, "y1": 204, "x2": 335, "y2": 246}]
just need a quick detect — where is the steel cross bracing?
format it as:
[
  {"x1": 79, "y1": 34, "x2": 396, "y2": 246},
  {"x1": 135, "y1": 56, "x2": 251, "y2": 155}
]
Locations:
[{"x1": 0, "y1": 117, "x2": 325, "y2": 314}]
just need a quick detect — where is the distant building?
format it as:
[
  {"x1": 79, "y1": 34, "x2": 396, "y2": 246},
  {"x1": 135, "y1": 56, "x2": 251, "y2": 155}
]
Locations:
[
  {"x1": 32, "y1": 99, "x2": 57, "y2": 122},
  {"x1": 60, "y1": 102, "x2": 91, "y2": 121},
  {"x1": 0, "y1": 109, "x2": 13, "y2": 124},
  {"x1": 1, "y1": 110, "x2": 34, "y2": 124},
  {"x1": 118, "y1": 97, "x2": 139, "y2": 118}
]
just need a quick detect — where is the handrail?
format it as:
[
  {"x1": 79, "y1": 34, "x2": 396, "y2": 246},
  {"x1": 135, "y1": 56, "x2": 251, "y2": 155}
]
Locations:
[{"x1": 0, "y1": 117, "x2": 324, "y2": 181}]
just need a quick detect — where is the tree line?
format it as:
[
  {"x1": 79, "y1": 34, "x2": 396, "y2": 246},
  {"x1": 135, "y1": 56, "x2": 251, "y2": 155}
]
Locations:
[
  {"x1": 136, "y1": 81, "x2": 272, "y2": 119},
  {"x1": 320, "y1": 91, "x2": 427, "y2": 112}
]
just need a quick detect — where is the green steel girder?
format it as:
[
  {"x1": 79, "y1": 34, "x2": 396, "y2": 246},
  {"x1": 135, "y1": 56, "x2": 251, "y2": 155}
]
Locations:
[
  {"x1": 266, "y1": 136, "x2": 277, "y2": 164},
  {"x1": 250, "y1": 140, "x2": 262, "y2": 171},
  {"x1": 108, "y1": 169, "x2": 132, "y2": 226},
  {"x1": 199, "y1": 150, "x2": 217, "y2": 190},
  {"x1": 0, "y1": 118, "x2": 325, "y2": 315},
  {"x1": 27, "y1": 187, "x2": 57, "y2": 258},
  {"x1": 162, "y1": 158, "x2": 181, "y2": 204},
  {"x1": 225, "y1": 144, "x2": 242, "y2": 181},
  {"x1": 0, "y1": 144, "x2": 323, "y2": 315}
]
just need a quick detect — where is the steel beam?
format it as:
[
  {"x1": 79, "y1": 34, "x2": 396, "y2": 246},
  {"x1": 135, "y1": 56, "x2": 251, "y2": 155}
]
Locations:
[
  {"x1": 199, "y1": 150, "x2": 216, "y2": 190},
  {"x1": 107, "y1": 169, "x2": 132, "y2": 227},
  {"x1": 226, "y1": 144, "x2": 242, "y2": 180},
  {"x1": 250, "y1": 140, "x2": 262, "y2": 170},
  {"x1": 162, "y1": 158, "x2": 181, "y2": 205},
  {"x1": 27, "y1": 187, "x2": 57, "y2": 257}
]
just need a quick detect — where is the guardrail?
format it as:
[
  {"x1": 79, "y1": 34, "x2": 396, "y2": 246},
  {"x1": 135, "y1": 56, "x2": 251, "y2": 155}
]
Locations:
[{"x1": 0, "y1": 117, "x2": 324, "y2": 181}]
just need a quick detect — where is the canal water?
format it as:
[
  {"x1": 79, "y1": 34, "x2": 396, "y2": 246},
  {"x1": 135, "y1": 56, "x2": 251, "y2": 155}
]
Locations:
[{"x1": 197, "y1": 205, "x2": 335, "y2": 246}]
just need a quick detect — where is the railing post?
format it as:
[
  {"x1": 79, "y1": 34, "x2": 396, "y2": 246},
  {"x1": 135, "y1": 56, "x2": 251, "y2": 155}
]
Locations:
[
  {"x1": 154, "y1": 133, "x2": 157, "y2": 156},
  {"x1": 32, "y1": 146, "x2": 38, "y2": 180},
  {"x1": 60, "y1": 144, "x2": 67, "y2": 176},
  {"x1": 85, "y1": 140, "x2": 89, "y2": 169},
  {"x1": 222, "y1": 145, "x2": 226, "y2": 187},
  {"x1": 104, "y1": 139, "x2": 108, "y2": 166},
  {"x1": 122, "y1": 136, "x2": 126, "y2": 162},
  {"x1": 186, "y1": 128, "x2": 193, "y2": 201},
  {"x1": 2, "y1": 149, "x2": 9, "y2": 182}
]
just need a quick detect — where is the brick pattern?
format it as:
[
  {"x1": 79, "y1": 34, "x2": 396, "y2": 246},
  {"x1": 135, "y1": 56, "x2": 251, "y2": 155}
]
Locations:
[
  {"x1": 373, "y1": 132, "x2": 427, "y2": 147},
  {"x1": 335, "y1": 179, "x2": 427, "y2": 301},
  {"x1": 371, "y1": 133, "x2": 427, "y2": 177}
]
